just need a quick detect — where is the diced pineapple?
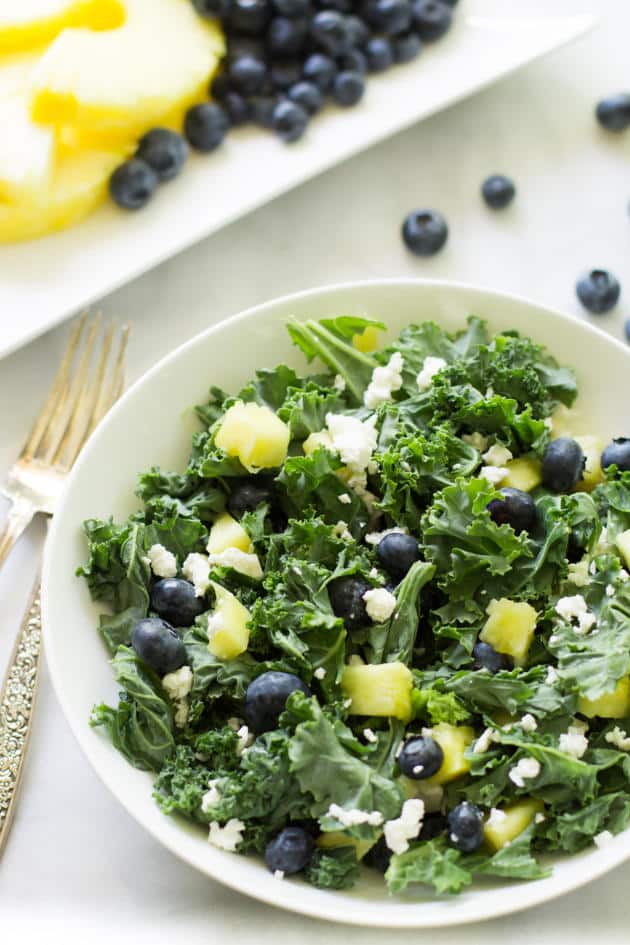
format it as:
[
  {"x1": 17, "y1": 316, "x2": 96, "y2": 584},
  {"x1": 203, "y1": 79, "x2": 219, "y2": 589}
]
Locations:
[
  {"x1": 303, "y1": 430, "x2": 334, "y2": 456},
  {"x1": 206, "y1": 581, "x2": 251, "y2": 660},
  {"x1": 0, "y1": 0, "x2": 124, "y2": 53},
  {"x1": 502, "y1": 457, "x2": 542, "y2": 493},
  {"x1": 352, "y1": 326, "x2": 381, "y2": 353},
  {"x1": 480, "y1": 598, "x2": 538, "y2": 667},
  {"x1": 615, "y1": 530, "x2": 630, "y2": 570},
  {"x1": 483, "y1": 798, "x2": 544, "y2": 852},
  {"x1": 399, "y1": 777, "x2": 444, "y2": 812},
  {"x1": 574, "y1": 436, "x2": 605, "y2": 492},
  {"x1": 425, "y1": 722, "x2": 475, "y2": 785},
  {"x1": 578, "y1": 676, "x2": 630, "y2": 719},
  {"x1": 341, "y1": 662, "x2": 413, "y2": 722},
  {"x1": 215, "y1": 401, "x2": 290, "y2": 472},
  {"x1": 207, "y1": 512, "x2": 252, "y2": 555},
  {"x1": 316, "y1": 831, "x2": 376, "y2": 860}
]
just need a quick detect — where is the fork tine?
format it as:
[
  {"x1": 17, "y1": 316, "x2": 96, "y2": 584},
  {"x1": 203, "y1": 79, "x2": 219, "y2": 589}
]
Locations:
[
  {"x1": 21, "y1": 312, "x2": 88, "y2": 461},
  {"x1": 89, "y1": 322, "x2": 129, "y2": 434}
]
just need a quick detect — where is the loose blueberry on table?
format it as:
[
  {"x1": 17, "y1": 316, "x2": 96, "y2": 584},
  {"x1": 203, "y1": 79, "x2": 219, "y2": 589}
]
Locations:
[
  {"x1": 595, "y1": 92, "x2": 630, "y2": 132},
  {"x1": 481, "y1": 174, "x2": 516, "y2": 210},
  {"x1": 576, "y1": 269, "x2": 621, "y2": 314},
  {"x1": 401, "y1": 208, "x2": 449, "y2": 256}
]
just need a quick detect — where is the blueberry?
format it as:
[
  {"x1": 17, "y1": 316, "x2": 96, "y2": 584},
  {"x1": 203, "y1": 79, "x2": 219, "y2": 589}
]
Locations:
[
  {"x1": 398, "y1": 735, "x2": 444, "y2": 779},
  {"x1": 229, "y1": 55, "x2": 267, "y2": 95},
  {"x1": 332, "y1": 69, "x2": 365, "y2": 106},
  {"x1": 265, "y1": 826, "x2": 314, "y2": 874},
  {"x1": 418, "y1": 811, "x2": 448, "y2": 840},
  {"x1": 596, "y1": 93, "x2": 630, "y2": 132},
  {"x1": 472, "y1": 640, "x2": 511, "y2": 674},
  {"x1": 131, "y1": 617, "x2": 187, "y2": 675},
  {"x1": 328, "y1": 575, "x2": 371, "y2": 628},
  {"x1": 135, "y1": 128, "x2": 188, "y2": 182},
  {"x1": 541, "y1": 437, "x2": 585, "y2": 493},
  {"x1": 392, "y1": 31, "x2": 421, "y2": 62},
  {"x1": 288, "y1": 80, "x2": 324, "y2": 113},
  {"x1": 377, "y1": 532, "x2": 421, "y2": 579},
  {"x1": 402, "y1": 209, "x2": 448, "y2": 256},
  {"x1": 249, "y1": 94, "x2": 280, "y2": 127},
  {"x1": 447, "y1": 802, "x2": 484, "y2": 853},
  {"x1": 339, "y1": 48, "x2": 368, "y2": 74},
  {"x1": 227, "y1": 35, "x2": 268, "y2": 61},
  {"x1": 109, "y1": 159, "x2": 158, "y2": 210},
  {"x1": 365, "y1": 0, "x2": 412, "y2": 35},
  {"x1": 270, "y1": 59, "x2": 303, "y2": 89},
  {"x1": 318, "y1": 0, "x2": 352, "y2": 11},
  {"x1": 301, "y1": 53, "x2": 335, "y2": 90},
  {"x1": 229, "y1": 0, "x2": 272, "y2": 33},
  {"x1": 487, "y1": 487, "x2": 537, "y2": 533},
  {"x1": 184, "y1": 103, "x2": 229, "y2": 151},
  {"x1": 272, "y1": 0, "x2": 310, "y2": 15},
  {"x1": 411, "y1": 0, "x2": 452, "y2": 40},
  {"x1": 481, "y1": 174, "x2": 516, "y2": 210},
  {"x1": 601, "y1": 438, "x2": 630, "y2": 473},
  {"x1": 193, "y1": 0, "x2": 232, "y2": 15},
  {"x1": 268, "y1": 15, "x2": 309, "y2": 55},
  {"x1": 227, "y1": 478, "x2": 274, "y2": 518},
  {"x1": 150, "y1": 578, "x2": 207, "y2": 628},
  {"x1": 245, "y1": 670, "x2": 311, "y2": 733},
  {"x1": 271, "y1": 99, "x2": 309, "y2": 141},
  {"x1": 365, "y1": 36, "x2": 394, "y2": 71},
  {"x1": 311, "y1": 10, "x2": 352, "y2": 55},
  {"x1": 210, "y1": 71, "x2": 231, "y2": 101},
  {"x1": 364, "y1": 835, "x2": 391, "y2": 872},
  {"x1": 576, "y1": 269, "x2": 621, "y2": 314},
  {"x1": 345, "y1": 14, "x2": 371, "y2": 47},
  {"x1": 223, "y1": 90, "x2": 251, "y2": 125}
]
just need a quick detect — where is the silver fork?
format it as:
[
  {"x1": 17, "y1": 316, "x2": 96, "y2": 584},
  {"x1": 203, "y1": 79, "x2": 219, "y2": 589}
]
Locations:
[{"x1": 0, "y1": 314, "x2": 129, "y2": 854}]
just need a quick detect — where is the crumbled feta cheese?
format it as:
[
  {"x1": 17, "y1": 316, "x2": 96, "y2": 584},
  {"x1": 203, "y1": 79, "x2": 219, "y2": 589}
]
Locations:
[
  {"x1": 482, "y1": 444, "x2": 513, "y2": 467},
  {"x1": 338, "y1": 493, "x2": 352, "y2": 505},
  {"x1": 365, "y1": 526, "x2": 409, "y2": 545},
  {"x1": 236, "y1": 725, "x2": 254, "y2": 755},
  {"x1": 201, "y1": 780, "x2": 222, "y2": 813},
  {"x1": 146, "y1": 543, "x2": 177, "y2": 578},
  {"x1": 544, "y1": 417, "x2": 554, "y2": 431},
  {"x1": 462, "y1": 432, "x2": 489, "y2": 452},
  {"x1": 369, "y1": 567, "x2": 379, "y2": 579},
  {"x1": 162, "y1": 665, "x2": 193, "y2": 701},
  {"x1": 327, "y1": 803, "x2": 383, "y2": 827},
  {"x1": 332, "y1": 520, "x2": 353, "y2": 541},
  {"x1": 174, "y1": 702, "x2": 189, "y2": 728},
  {"x1": 363, "y1": 728, "x2": 378, "y2": 743},
  {"x1": 343, "y1": 698, "x2": 353, "y2": 708},
  {"x1": 473, "y1": 728, "x2": 498, "y2": 754},
  {"x1": 535, "y1": 812, "x2": 546, "y2": 824},
  {"x1": 412, "y1": 764, "x2": 424, "y2": 776},
  {"x1": 207, "y1": 548, "x2": 263, "y2": 580},
  {"x1": 480, "y1": 465, "x2": 508, "y2": 485},
  {"x1": 363, "y1": 351, "x2": 404, "y2": 409},
  {"x1": 486, "y1": 386, "x2": 495, "y2": 398},
  {"x1": 208, "y1": 819, "x2": 245, "y2": 852},
  {"x1": 620, "y1": 569, "x2": 629, "y2": 583},
  {"x1": 555, "y1": 595, "x2": 596, "y2": 634},
  {"x1": 589, "y1": 561, "x2": 597, "y2": 576},
  {"x1": 509, "y1": 757, "x2": 541, "y2": 788},
  {"x1": 182, "y1": 552, "x2": 211, "y2": 597},
  {"x1": 333, "y1": 374, "x2": 346, "y2": 392},
  {"x1": 559, "y1": 721, "x2": 589, "y2": 759},
  {"x1": 546, "y1": 666, "x2": 559, "y2": 685},
  {"x1": 273, "y1": 869, "x2": 285, "y2": 880},
  {"x1": 520, "y1": 714, "x2": 538, "y2": 733},
  {"x1": 363, "y1": 587, "x2": 397, "y2": 622},
  {"x1": 384, "y1": 799, "x2": 425, "y2": 855},
  {"x1": 325, "y1": 412, "x2": 378, "y2": 485},
  {"x1": 605, "y1": 726, "x2": 630, "y2": 751},
  {"x1": 548, "y1": 634, "x2": 560, "y2": 645},
  {"x1": 594, "y1": 830, "x2": 614, "y2": 849},
  {"x1": 486, "y1": 808, "x2": 507, "y2": 830},
  {"x1": 416, "y1": 357, "x2": 446, "y2": 391},
  {"x1": 606, "y1": 584, "x2": 616, "y2": 598},
  {"x1": 568, "y1": 559, "x2": 591, "y2": 587},
  {"x1": 314, "y1": 667, "x2": 327, "y2": 680}
]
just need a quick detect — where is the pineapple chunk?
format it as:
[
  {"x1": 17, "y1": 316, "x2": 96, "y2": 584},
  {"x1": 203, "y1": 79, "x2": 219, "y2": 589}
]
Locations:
[
  {"x1": 316, "y1": 831, "x2": 376, "y2": 860},
  {"x1": 615, "y1": 530, "x2": 630, "y2": 570},
  {"x1": 480, "y1": 598, "x2": 538, "y2": 667},
  {"x1": 0, "y1": 96, "x2": 55, "y2": 204},
  {"x1": 215, "y1": 401, "x2": 290, "y2": 472},
  {"x1": 502, "y1": 457, "x2": 542, "y2": 493},
  {"x1": 341, "y1": 662, "x2": 413, "y2": 722},
  {"x1": 425, "y1": 722, "x2": 475, "y2": 785},
  {"x1": 206, "y1": 581, "x2": 251, "y2": 661},
  {"x1": 31, "y1": 0, "x2": 224, "y2": 142},
  {"x1": 352, "y1": 326, "x2": 381, "y2": 353},
  {"x1": 574, "y1": 436, "x2": 605, "y2": 492},
  {"x1": 0, "y1": 0, "x2": 124, "y2": 53},
  {"x1": 484, "y1": 799, "x2": 544, "y2": 852},
  {"x1": 303, "y1": 430, "x2": 334, "y2": 456},
  {"x1": 207, "y1": 512, "x2": 252, "y2": 555},
  {"x1": 578, "y1": 676, "x2": 630, "y2": 719}
]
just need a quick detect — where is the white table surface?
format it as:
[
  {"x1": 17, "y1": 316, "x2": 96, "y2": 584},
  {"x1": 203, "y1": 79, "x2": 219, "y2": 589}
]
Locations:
[{"x1": 1, "y1": 0, "x2": 629, "y2": 939}]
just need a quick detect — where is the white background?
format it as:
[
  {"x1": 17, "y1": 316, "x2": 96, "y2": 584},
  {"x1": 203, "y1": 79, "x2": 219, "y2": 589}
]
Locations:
[{"x1": 1, "y1": 0, "x2": 629, "y2": 939}]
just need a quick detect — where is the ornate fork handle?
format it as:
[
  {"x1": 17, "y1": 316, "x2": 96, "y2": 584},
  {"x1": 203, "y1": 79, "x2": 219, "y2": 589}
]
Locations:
[{"x1": 0, "y1": 577, "x2": 42, "y2": 854}]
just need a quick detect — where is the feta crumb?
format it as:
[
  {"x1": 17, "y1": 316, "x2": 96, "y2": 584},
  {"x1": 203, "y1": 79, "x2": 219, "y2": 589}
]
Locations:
[
  {"x1": 620, "y1": 569, "x2": 629, "y2": 583},
  {"x1": 473, "y1": 728, "x2": 498, "y2": 754},
  {"x1": 555, "y1": 595, "x2": 596, "y2": 634},
  {"x1": 208, "y1": 548, "x2": 263, "y2": 580},
  {"x1": 568, "y1": 559, "x2": 591, "y2": 587},
  {"x1": 338, "y1": 493, "x2": 352, "y2": 505},
  {"x1": 182, "y1": 552, "x2": 211, "y2": 597},
  {"x1": 343, "y1": 698, "x2": 353, "y2": 708},
  {"x1": 482, "y1": 444, "x2": 513, "y2": 467},
  {"x1": 363, "y1": 587, "x2": 397, "y2": 622},
  {"x1": 480, "y1": 465, "x2": 508, "y2": 485},
  {"x1": 548, "y1": 634, "x2": 560, "y2": 645},
  {"x1": 486, "y1": 808, "x2": 507, "y2": 830},
  {"x1": 369, "y1": 567, "x2": 379, "y2": 579},
  {"x1": 594, "y1": 830, "x2": 614, "y2": 849},
  {"x1": 509, "y1": 757, "x2": 541, "y2": 788},
  {"x1": 546, "y1": 666, "x2": 559, "y2": 685},
  {"x1": 520, "y1": 714, "x2": 538, "y2": 733},
  {"x1": 208, "y1": 818, "x2": 245, "y2": 852},
  {"x1": 559, "y1": 721, "x2": 589, "y2": 759},
  {"x1": 606, "y1": 583, "x2": 616, "y2": 598},
  {"x1": 363, "y1": 728, "x2": 378, "y2": 743},
  {"x1": 146, "y1": 543, "x2": 177, "y2": 578},
  {"x1": 486, "y1": 386, "x2": 494, "y2": 398},
  {"x1": 314, "y1": 667, "x2": 327, "y2": 680},
  {"x1": 412, "y1": 764, "x2": 424, "y2": 775},
  {"x1": 363, "y1": 352, "x2": 404, "y2": 409},
  {"x1": 273, "y1": 869, "x2": 285, "y2": 880},
  {"x1": 365, "y1": 526, "x2": 409, "y2": 545},
  {"x1": 535, "y1": 812, "x2": 546, "y2": 824},
  {"x1": 462, "y1": 432, "x2": 489, "y2": 452},
  {"x1": 333, "y1": 374, "x2": 346, "y2": 392},
  {"x1": 236, "y1": 725, "x2": 254, "y2": 755},
  {"x1": 326, "y1": 412, "x2": 378, "y2": 485},
  {"x1": 384, "y1": 799, "x2": 425, "y2": 855},
  {"x1": 162, "y1": 665, "x2": 193, "y2": 702},
  {"x1": 174, "y1": 702, "x2": 189, "y2": 728},
  {"x1": 605, "y1": 726, "x2": 630, "y2": 751},
  {"x1": 416, "y1": 357, "x2": 447, "y2": 391},
  {"x1": 332, "y1": 520, "x2": 353, "y2": 541},
  {"x1": 589, "y1": 561, "x2": 597, "y2": 576},
  {"x1": 327, "y1": 803, "x2": 383, "y2": 827},
  {"x1": 544, "y1": 417, "x2": 554, "y2": 431},
  {"x1": 201, "y1": 779, "x2": 222, "y2": 813}
]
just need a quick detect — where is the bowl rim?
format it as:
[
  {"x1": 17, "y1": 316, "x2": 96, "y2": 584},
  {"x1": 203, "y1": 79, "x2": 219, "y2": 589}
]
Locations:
[{"x1": 42, "y1": 277, "x2": 630, "y2": 927}]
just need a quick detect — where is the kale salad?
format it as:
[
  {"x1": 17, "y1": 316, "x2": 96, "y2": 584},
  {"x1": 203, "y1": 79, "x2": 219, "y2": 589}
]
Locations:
[{"x1": 79, "y1": 315, "x2": 630, "y2": 895}]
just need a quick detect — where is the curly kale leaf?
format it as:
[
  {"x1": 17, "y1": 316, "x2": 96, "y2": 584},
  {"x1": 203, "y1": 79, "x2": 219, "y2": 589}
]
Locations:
[
  {"x1": 363, "y1": 560, "x2": 435, "y2": 665},
  {"x1": 276, "y1": 448, "x2": 369, "y2": 536},
  {"x1": 287, "y1": 318, "x2": 379, "y2": 405},
  {"x1": 305, "y1": 847, "x2": 361, "y2": 889}
]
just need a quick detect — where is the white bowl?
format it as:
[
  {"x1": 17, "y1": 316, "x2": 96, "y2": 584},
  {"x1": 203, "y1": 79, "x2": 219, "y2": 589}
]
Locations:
[{"x1": 42, "y1": 279, "x2": 630, "y2": 928}]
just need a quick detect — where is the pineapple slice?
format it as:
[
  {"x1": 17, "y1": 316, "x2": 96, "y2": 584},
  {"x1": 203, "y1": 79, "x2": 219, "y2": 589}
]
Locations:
[
  {"x1": 573, "y1": 436, "x2": 605, "y2": 492},
  {"x1": 424, "y1": 722, "x2": 475, "y2": 785},
  {"x1": 0, "y1": 0, "x2": 124, "y2": 53},
  {"x1": 207, "y1": 512, "x2": 252, "y2": 555},
  {"x1": 615, "y1": 530, "x2": 630, "y2": 570},
  {"x1": 484, "y1": 798, "x2": 544, "y2": 852},
  {"x1": 341, "y1": 662, "x2": 413, "y2": 722},
  {"x1": 316, "y1": 831, "x2": 376, "y2": 860},
  {"x1": 352, "y1": 326, "x2": 381, "y2": 353},
  {"x1": 480, "y1": 598, "x2": 538, "y2": 667},
  {"x1": 502, "y1": 457, "x2": 542, "y2": 493},
  {"x1": 31, "y1": 0, "x2": 224, "y2": 143},
  {"x1": 206, "y1": 581, "x2": 251, "y2": 661},
  {"x1": 578, "y1": 676, "x2": 630, "y2": 719},
  {"x1": 215, "y1": 401, "x2": 290, "y2": 472},
  {"x1": 0, "y1": 96, "x2": 55, "y2": 204}
]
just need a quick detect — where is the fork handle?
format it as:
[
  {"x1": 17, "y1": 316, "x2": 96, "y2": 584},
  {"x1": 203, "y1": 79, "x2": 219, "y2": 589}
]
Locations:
[
  {"x1": 0, "y1": 498, "x2": 36, "y2": 570},
  {"x1": 0, "y1": 577, "x2": 42, "y2": 855}
]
